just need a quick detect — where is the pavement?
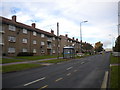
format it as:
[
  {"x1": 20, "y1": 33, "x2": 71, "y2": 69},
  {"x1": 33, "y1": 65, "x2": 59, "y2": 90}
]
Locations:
[
  {"x1": 1, "y1": 57, "x2": 63, "y2": 66},
  {"x1": 2, "y1": 53, "x2": 110, "y2": 88}
]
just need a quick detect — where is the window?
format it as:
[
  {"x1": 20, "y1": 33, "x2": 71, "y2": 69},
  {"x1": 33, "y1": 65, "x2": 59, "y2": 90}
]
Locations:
[
  {"x1": 53, "y1": 50, "x2": 55, "y2": 53},
  {"x1": 41, "y1": 42, "x2": 45, "y2": 45},
  {"x1": 8, "y1": 36, "x2": 16, "y2": 42},
  {"x1": 0, "y1": 33, "x2": 4, "y2": 45},
  {"x1": 8, "y1": 47, "x2": 15, "y2": 53},
  {"x1": 33, "y1": 49, "x2": 37, "y2": 53},
  {"x1": 0, "y1": 24, "x2": 4, "y2": 33},
  {"x1": 33, "y1": 31, "x2": 37, "y2": 36},
  {"x1": 68, "y1": 40, "x2": 69, "y2": 42},
  {"x1": 23, "y1": 29, "x2": 27, "y2": 34},
  {"x1": 53, "y1": 37, "x2": 55, "y2": 40},
  {"x1": 9, "y1": 25, "x2": 16, "y2": 31},
  {"x1": 22, "y1": 48, "x2": 27, "y2": 52},
  {"x1": 33, "y1": 40, "x2": 37, "y2": 44},
  {"x1": 41, "y1": 34, "x2": 45, "y2": 38},
  {"x1": 41, "y1": 50, "x2": 45, "y2": 53},
  {"x1": 53, "y1": 44, "x2": 55, "y2": 47},
  {"x1": 22, "y1": 38, "x2": 27, "y2": 43}
]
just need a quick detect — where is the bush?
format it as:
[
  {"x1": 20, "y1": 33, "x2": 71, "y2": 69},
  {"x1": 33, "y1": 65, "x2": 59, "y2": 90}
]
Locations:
[
  {"x1": 2, "y1": 53, "x2": 6, "y2": 56},
  {"x1": 17, "y1": 52, "x2": 34, "y2": 56}
]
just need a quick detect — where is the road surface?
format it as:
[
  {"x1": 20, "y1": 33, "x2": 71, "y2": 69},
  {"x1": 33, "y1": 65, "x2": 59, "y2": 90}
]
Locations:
[{"x1": 2, "y1": 53, "x2": 110, "y2": 89}]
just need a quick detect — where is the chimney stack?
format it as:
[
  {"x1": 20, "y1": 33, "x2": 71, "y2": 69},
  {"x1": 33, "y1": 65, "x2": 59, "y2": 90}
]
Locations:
[
  {"x1": 65, "y1": 34, "x2": 68, "y2": 37},
  {"x1": 12, "y1": 15, "x2": 16, "y2": 22},
  {"x1": 72, "y1": 37, "x2": 74, "y2": 40},
  {"x1": 76, "y1": 38, "x2": 78, "y2": 41},
  {"x1": 51, "y1": 29, "x2": 54, "y2": 34},
  {"x1": 32, "y1": 23, "x2": 36, "y2": 28}
]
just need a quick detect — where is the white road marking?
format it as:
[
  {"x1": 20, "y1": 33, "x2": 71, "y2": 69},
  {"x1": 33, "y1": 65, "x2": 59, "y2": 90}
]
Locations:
[
  {"x1": 24, "y1": 77, "x2": 46, "y2": 86},
  {"x1": 41, "y1": 85, "x2": 48, "y2": 89},
  {"x1": 101, "y1": 71, "x2": 109, "y2": 88},
  {"x1": 67, "y1": 73, "x2": 71, "y2": 76},
  {"x1": 55, "y1": 77, "x2": 63, "y2": 82},
  {"x1": 81, "y1": 62, "x2": 85, "y2": 64},
  {"x1": 74, "y1": 70, "x2": 78, "y2": 72},
  {"x1": 66, "y1": 67, "x2": 73, "y2": 70}
]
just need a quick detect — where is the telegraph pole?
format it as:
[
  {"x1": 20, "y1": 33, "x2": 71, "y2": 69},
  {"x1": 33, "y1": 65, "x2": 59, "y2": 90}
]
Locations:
[{"x1": 57, "y1": 22, "x2": 59, "y2": 59}]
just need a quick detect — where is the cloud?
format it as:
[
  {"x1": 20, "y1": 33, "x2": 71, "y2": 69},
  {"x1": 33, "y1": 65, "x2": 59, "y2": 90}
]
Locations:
[{"x1": 1, "y1": 0, "x2": 119, "y2": 49}]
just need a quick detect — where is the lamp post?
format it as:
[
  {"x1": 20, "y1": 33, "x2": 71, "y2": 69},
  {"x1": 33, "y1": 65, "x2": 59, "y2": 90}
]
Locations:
[
  {"x1": 109, "y1": 34, "x2": 115, "y2": 51},
  {"x1": 80, "y1": 21, "x2": 88, "y2": 53}
]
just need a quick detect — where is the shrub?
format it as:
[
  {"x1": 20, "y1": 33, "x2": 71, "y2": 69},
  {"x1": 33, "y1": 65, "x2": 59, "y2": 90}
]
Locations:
[{"x1": 17, "y1": 52, "x2": 34, "y2": 56}]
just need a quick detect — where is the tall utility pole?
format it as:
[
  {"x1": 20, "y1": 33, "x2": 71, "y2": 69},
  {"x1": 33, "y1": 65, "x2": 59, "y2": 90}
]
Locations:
[
  {"x1": 80, "y1": 21, "x2": 88, "y2": 53},
  {"x1": 57, "y1": 22, "x2": 59, "y2": 59}
]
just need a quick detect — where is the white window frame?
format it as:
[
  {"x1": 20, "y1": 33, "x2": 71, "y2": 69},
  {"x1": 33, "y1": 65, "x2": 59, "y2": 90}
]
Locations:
[
  {"x1": 41, "y1": 42, "x2": 45, "y2": 45},
  {"x1": 33, "y1": 40, "x2": 37, "y2": 44},
  {"x1": 8, "y1": 47, "x2": 15, "y2": 53},
  {"x1": 33, "y1": 31, "x2": 37, "y2": 36},
  {"x1": 53, "y1": 37, "x2": 55, "y2": 40},
  {"x1": 23, "y1": 29, "x2": 27, "y2": 34},
  {"x1": 9, "y1": 25, "x2": 16, "y2": 31},
  {"x1": 8, "y1": 36, "x2": 16, "y2": 42},
  {"x1": 22, "y1": 48, "x2": 27, "y2": 52},
  {"x1": 33, "y1": 49, "x2": 37, "y2": 53},
  {"x1": 22, "y1": 38, "x2": 27, "y2": 43},
  {"x1": 0, "y1": 24, "x2": 5, "y2": 33},
  {"x1": 53, "y1": 50, "x2": 55, "y2": 53},
  {"x1": 41, "y1": 34, "x2": 45, "y2": 38}
]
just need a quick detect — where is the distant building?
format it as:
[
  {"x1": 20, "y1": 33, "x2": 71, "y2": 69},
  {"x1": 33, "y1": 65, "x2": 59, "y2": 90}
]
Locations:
[{"x1": 59, "y1": 34, "x2": 80, "y2": 53}]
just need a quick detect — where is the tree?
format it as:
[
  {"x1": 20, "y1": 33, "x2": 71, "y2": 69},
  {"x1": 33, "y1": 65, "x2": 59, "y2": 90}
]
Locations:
[
  {"x1": 113, "y1": 35, "x2": 120, "y2": 52},
  {"x1": 94, "y1": 41, "x2": 103, "y2": 52}
]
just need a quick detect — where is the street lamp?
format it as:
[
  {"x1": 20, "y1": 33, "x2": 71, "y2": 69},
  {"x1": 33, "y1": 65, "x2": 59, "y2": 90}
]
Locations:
[
  {"x1": 109, "y1": 34, "x2": 115, "y2": 51},
  {"x1": 80, "y1": 21, "x2": 88, "y2": 53}
]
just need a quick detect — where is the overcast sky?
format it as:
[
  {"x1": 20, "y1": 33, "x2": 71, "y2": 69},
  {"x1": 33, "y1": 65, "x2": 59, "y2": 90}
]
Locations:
[{"x1": 1, "y1": 0, "x2": 119, "y2": 49}]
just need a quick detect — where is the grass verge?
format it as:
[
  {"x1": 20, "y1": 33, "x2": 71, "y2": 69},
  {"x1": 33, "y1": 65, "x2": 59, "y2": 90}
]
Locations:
[
  {"x1": 110, "y1": 66, "x2": 120, "y2": 88},
  {"x1": 110, "y1": 55, "x2": 120, "y2": 64},
  {"x1": 2, "y1": 58, "x2": 28, "y2": 64},
  {"x1": 2, "y1": 63, "x2": 42, "y2": 73},
  {"x1": 39, "y1": 59, "x2": 68, "y2": 63}
]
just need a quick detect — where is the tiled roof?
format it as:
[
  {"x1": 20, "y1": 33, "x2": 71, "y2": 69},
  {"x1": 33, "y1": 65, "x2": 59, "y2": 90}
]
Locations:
[{"x1": 0, "y1": 16, "x2": 58, "y2": 37}]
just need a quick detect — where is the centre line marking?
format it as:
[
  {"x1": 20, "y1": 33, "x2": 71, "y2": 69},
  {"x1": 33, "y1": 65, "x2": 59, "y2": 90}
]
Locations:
[
  {"x1": 41, "y1": 85, "x2": 48, "y2": 89},
  {"x1": 74, "y1": 70, "x2": 77, "y2": 72},
  {"x1": 55, "y1": 77, "x2": 63, "y2": 82},
  {"x1": 81, "y1": 62, "x2": 84, "y2": 64},
  {"x1": 24, "y1": 77, "x2": 46, "y2": 86},
  {"x1": 67, "y1": 73, "x2": 71, "y2": 76},
  {"x1": 66, "y1": 67, "x2": 73, "y2": 70}
]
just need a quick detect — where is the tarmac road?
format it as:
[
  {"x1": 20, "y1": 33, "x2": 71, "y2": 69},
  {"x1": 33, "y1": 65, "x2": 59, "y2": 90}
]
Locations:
[{"x1": 2, "y1": 53, "x2": 110, "y2": 89}]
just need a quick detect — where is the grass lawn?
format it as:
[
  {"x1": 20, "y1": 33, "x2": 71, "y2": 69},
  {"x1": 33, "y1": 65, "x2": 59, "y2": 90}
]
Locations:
[
  {"x1": 39, "y1": 59, "x2": 68, "y2": 63},
  {"x1": 110, "y1": 66, "x2": 120, "y2": 88},
  {"x1": 15, "y1": 55, "x2": 59, "y2": 60},
  {"x1": 2, "y1": 58, "x2": 28, "y2": 64},
  {"x1": 110, "y1": 55, "x2": 120, "y2": 64},
  {"x1": 2, "y1": 63, "x2": 42, "y2": 73}
]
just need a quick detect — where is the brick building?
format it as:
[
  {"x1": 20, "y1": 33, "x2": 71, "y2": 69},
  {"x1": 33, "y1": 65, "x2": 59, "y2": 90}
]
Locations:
[
  {"x1": 0, "y1": 15, "x2": 83, "y2": 56},
  {"x1": 0, "y1": 15, "x2": 61, "y2": 56},
  {"x1": 59, "y1": 34, "x2": 80, "y2": 53}
]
